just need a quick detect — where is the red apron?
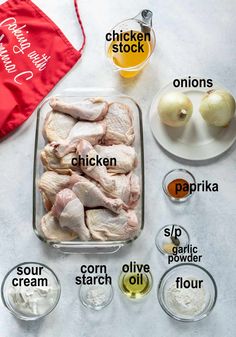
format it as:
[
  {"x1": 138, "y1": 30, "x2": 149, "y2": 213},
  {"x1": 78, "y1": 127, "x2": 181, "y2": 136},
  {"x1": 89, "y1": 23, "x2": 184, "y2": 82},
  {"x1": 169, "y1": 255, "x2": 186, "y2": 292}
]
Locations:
[{"x1": 0, "y1": 0, "x2": 86, "y2": 139}]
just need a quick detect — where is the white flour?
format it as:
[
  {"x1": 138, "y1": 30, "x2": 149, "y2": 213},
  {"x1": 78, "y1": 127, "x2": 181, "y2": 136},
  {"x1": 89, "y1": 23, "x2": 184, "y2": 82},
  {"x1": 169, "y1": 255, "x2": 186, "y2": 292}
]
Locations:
[{"x1": 166, "y1": 278, "x2": 206, "y2": 317}]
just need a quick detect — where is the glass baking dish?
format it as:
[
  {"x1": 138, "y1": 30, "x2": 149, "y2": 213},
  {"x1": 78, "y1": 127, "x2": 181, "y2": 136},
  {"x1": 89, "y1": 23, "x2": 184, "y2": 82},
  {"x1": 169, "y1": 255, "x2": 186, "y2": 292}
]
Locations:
[{"x1": 33, "y1": 88, "x2": 144, "y2": 254}]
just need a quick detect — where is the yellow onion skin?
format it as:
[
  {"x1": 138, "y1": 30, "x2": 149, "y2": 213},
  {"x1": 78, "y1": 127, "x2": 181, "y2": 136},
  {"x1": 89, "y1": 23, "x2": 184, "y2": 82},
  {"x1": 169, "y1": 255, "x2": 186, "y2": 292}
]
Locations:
[
  {"x1": 200, "y1": 90, "x2": 235, "y2": 127},
  {"x1": 158, "y1": 92, "x2": 193, "y2": 127}
]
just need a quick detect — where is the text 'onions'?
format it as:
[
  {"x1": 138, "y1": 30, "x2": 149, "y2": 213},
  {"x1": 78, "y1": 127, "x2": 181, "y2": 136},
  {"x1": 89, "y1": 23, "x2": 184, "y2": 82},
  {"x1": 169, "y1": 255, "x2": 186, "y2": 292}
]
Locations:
[
  {"x1": 158, "y1": 92, "x2": 193, "y2": 127},
  {"x1": 200, "y1": 90, "x2": 235, "y2": 127}
]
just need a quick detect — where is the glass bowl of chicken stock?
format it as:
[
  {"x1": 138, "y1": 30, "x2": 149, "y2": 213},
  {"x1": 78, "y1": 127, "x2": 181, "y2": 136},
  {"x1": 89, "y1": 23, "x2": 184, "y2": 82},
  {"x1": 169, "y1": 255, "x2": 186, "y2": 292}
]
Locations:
[{"x1": 33, "y1": 88, "x2": 144, "y2": 253}]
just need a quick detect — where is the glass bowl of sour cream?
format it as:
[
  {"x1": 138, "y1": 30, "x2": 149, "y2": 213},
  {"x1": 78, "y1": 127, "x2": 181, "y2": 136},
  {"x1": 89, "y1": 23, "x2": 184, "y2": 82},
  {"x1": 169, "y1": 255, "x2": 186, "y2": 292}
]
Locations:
[
  {"x1": 1, "y1": 262, "x2": 61, "y2": 320},
  {"x1": 157, "y1": 263, "x2": 217, "y2": 322}
]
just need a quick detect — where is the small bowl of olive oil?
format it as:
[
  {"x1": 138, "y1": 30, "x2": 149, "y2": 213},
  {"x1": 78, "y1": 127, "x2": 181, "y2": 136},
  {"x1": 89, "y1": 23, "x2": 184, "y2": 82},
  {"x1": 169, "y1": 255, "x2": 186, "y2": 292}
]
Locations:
[{"x1": 119, "y1": 270, "x2": 153, "y2": 300}]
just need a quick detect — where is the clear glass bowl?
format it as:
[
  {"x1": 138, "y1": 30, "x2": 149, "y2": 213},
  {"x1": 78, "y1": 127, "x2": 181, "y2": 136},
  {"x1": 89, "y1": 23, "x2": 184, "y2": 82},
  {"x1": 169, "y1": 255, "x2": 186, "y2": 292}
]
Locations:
[
  {"x1": 119, "y1": 269, "x2": 153, "y2": 300},
  {"x1": 79, "y1": 283, "x2": 114, "y2": 310},
  {"x1": 33, "y1": 88, "x2": 144, "y2": 254},
  {"x1": 157, "y1": 263, "x2": 217, "y2": 322},
  {"x1": 155, "y1": 224, "x2": 190, "y2": 255},
  {"x1": 1, "y1": 262, "x2": 61, "y2": 321},
  {"x1": 162, "y1": 169, "x2": 196, "y2": 202}
]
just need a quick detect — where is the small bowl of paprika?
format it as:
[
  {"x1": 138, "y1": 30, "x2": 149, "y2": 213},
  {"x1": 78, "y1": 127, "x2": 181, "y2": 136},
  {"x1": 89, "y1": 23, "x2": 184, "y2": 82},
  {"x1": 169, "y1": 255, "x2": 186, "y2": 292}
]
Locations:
[{"x1": 162, "y1": 169, "x2": 196, "y2": 202}]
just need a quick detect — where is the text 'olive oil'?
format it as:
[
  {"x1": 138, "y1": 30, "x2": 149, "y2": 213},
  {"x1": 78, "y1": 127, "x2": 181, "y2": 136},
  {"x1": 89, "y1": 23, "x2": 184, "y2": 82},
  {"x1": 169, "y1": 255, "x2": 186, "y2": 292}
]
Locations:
[{"x1": 119, "y1": 272, "x2": 153, "y2": 299}]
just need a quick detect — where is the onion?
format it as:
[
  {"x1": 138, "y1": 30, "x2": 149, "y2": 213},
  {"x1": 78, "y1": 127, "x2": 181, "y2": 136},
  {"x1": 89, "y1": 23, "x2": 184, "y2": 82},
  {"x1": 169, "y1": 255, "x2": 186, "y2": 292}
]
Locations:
[
  {"x1": 158, "y1": 92, "x2": 193, "y2": 127},
  {"x1": 200, "y1": 90, "x2": 235, "y2": 127}
]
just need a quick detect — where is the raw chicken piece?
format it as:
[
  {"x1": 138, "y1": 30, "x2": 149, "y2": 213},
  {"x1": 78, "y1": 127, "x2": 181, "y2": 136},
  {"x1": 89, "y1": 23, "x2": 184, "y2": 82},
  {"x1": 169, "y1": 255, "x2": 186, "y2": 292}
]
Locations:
[
  {"x1": 77, "y1": 140, "x2": 116, "y2": 193},
  {"x1": 72, "y1": 175, "x2": 126, "y2": 213},
  {"x1": 52, "y1": 120, "x2": 106, "y2": 158},
  {"x1": 51, "y1": 188, "x2": 76, "y2": 219},
  {"x1": 40, "y1": 144, "x2": 81, "y2": 175},
  {"x1": 50, "y1": 97, "x2": 109, "y2": 121},
  {"x1": 86, "y1": 209, "x2": 140, "y2": 241},
  {"x1": 40, "y1": 212, "x2": 78, "y2": 241},
  {"x1": 94, "y1": 144, "x2": 137, "y2": 174},
  {"x1": 43, "y1": 110, "x2": 76, "y2": 142},
  {"x1": 127, "y1": 173, "x2": 140, "y2": 208},
  {"x1": 38, "y1": 171, "x2": 78, "y2": 211},
  {"x1": 103, "y1": 102, "x2": 135, "y2": 145},
  {"x1": 52, "y1": 189, "x2": 90, "y2": 240},
  {"x1": 103, "y1": 173, "x2": 140, "y2": 208}
]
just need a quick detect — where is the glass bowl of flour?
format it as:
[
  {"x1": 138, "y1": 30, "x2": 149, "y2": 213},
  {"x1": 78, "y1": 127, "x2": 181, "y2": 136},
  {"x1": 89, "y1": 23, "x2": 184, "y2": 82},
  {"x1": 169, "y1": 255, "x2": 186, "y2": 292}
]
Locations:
[{"x1": 157, "y1": 263, "x2": 217, "y2": 322}]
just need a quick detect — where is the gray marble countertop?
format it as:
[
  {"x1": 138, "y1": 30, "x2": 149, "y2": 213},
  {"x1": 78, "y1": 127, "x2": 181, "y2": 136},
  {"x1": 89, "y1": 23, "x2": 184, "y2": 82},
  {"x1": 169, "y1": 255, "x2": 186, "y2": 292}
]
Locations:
[{"x1": 0, "y1": 0, "x2": 236, "y2": 336}]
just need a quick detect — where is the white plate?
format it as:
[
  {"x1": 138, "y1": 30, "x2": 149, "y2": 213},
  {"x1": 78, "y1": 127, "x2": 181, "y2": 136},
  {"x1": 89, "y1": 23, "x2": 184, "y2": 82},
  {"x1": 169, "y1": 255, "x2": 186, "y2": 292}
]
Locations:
[{"x1": 149, "y1": 80, "x2": 236, "y2": 161}]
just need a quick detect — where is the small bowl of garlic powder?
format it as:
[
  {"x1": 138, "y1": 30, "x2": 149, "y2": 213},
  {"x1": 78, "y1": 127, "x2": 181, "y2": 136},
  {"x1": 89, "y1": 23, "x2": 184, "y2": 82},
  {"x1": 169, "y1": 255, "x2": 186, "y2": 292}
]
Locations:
[
  {"x1": 1, "y1": 262, "x2": 61, "y2": 320},
  {"x1": 157, "y1": 263, "x2": 217, "y2": 322}
]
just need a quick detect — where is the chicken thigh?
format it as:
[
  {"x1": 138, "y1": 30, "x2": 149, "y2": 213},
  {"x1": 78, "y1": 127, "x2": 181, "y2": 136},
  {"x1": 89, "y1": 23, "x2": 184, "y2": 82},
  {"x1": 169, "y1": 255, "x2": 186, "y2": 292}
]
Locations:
[
  {"x1": 52, "y1": 189, "x2": 90, "y2": 240},
  {"x1": 38, "y1": 171, "x2": 78, "y2": 210},
  {"x1": 72, "y1": 175, "x2": 126, "y2": 213},
  {"x1": 41, "y1": 144, "x2": 81, "y2": 174},
  {"x1": 43, "y1": 110, "x2": 76, "y2": 142},
  {"x1": 77, "y1": 140, "x2": 116, "y2": 193},
  {"x1": 52, "y1": 120, "x2": 106, "y2": 158},
  {"x1": 103, "y1": 173, "x2": 140, "y2": 208},
  {"x1": 94, "y1": 144, "x2": 137, "y2": 174},
  {"x1": 40, "y1": 212, "x2": 78, "y2": 241},
  {"x1": 50, "y1": 97, "x2": 109, "y2": 121},
  {"x1": 103, "y1": 102, "x2": 135, "y2": 145},
  {"x1": 86, "y1": 209, "x2": 140, "y2": 241}
]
